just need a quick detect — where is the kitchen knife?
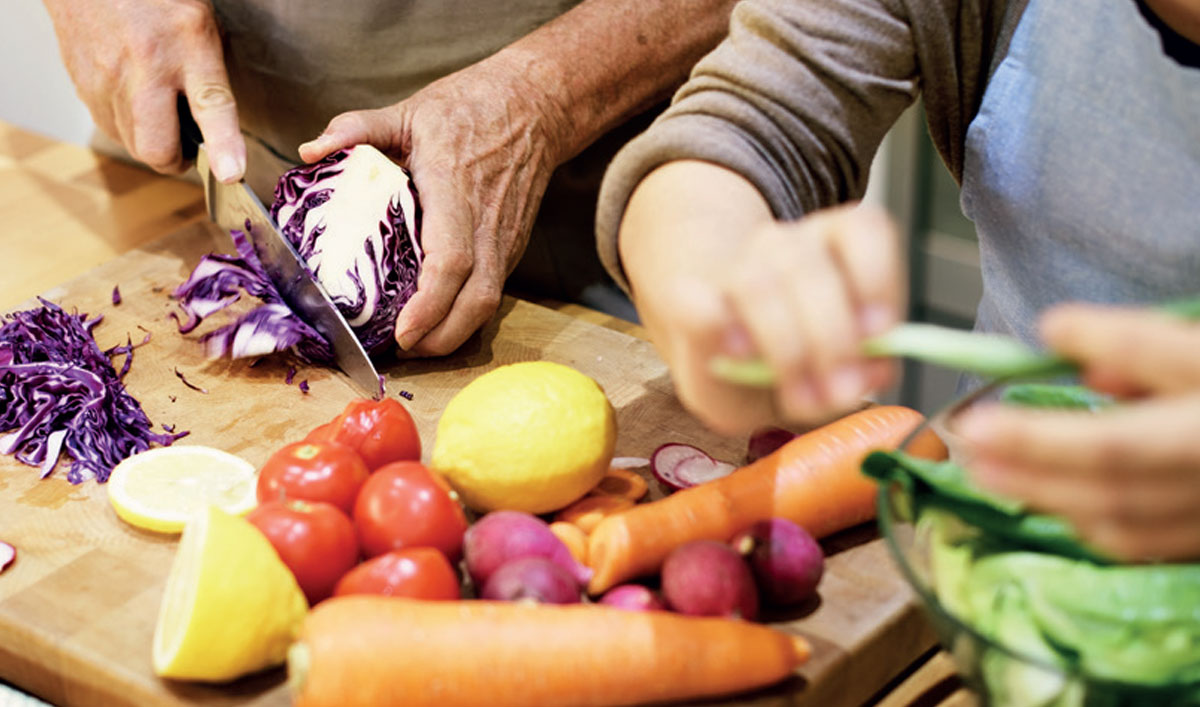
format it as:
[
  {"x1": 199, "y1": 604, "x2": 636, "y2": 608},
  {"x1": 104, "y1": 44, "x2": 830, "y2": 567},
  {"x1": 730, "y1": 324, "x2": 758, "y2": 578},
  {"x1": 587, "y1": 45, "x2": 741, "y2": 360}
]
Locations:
[{"x1": 178, "y1": 98, "x2": 384, "y2": 399}]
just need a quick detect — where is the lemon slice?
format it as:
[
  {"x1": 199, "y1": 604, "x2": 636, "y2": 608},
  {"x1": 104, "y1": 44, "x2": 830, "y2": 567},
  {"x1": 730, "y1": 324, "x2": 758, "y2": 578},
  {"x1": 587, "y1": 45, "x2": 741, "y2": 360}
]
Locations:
[
  {"x1": 153, "y1": 506, "x2": 308, "y2": 682},
  {"x1": 107, "y1": 445, "x2": 257, "y2": 533}
]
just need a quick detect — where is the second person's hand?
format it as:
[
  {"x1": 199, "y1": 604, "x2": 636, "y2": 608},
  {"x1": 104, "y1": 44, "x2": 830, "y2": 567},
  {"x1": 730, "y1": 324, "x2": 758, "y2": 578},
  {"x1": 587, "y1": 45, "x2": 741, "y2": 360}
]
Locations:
[
  {"x1": 956, "y1": 304, "x2": 1200, "y2": 562},
  {"x1": 299, "y1": 53, "x2": 565, "y2": 357},
  {"x1": 619, "y1": 161, "x2": 907, "y2": 436}
]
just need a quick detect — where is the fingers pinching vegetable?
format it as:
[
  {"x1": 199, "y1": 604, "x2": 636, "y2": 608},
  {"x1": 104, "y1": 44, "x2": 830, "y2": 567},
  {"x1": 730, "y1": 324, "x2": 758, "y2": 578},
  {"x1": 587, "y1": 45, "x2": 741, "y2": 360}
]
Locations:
[
  {"x1": 956, "y1": 303, "x2": 1200, "y2": 562},
  {"x1": 957, "y1": 392, "x2": 1200, "y2": 562},
  {"x1": 721, "y1": 204, "x2": 904, "y2": 422}
]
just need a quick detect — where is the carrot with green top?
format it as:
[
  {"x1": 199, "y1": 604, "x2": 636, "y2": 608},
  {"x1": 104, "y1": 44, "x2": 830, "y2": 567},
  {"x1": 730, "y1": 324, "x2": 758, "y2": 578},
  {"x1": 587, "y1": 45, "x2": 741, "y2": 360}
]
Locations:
[{"x1": 587, "y1": 405, "x2": 946, "y2": 594}]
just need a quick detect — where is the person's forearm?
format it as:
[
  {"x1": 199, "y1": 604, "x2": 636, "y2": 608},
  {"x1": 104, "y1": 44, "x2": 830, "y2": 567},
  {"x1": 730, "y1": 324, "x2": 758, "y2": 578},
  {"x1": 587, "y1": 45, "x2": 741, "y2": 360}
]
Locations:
[
  {"x1": 619, "y1": 160, "x2": 772, "y2": 344},
  {"x1": 491, "y1": 0, "x2": 737, "y2": 165}
]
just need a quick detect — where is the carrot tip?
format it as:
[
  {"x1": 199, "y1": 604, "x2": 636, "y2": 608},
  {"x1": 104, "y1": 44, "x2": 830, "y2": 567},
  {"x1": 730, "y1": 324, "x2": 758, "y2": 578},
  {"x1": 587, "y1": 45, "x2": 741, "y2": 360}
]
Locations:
[
  {"x1": 792, "y1": 635, "x2": 813, "y2": 664},
  {"x1": 286, "y1": 641, "x2": 311, "y2": 697},
  {"x1": 733, "y1": 534, "x2": 756, "y2": 557}
]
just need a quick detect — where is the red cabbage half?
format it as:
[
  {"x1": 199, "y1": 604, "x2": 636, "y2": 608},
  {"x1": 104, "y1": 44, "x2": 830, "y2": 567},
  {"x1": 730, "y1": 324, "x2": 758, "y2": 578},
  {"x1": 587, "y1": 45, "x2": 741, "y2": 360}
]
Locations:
[
  {"x1": 174, "y1": 145, "x2": 423, "y2": 362},
  {"x1": 0, "y1": 299, "x2": 186, "y2": 483}
]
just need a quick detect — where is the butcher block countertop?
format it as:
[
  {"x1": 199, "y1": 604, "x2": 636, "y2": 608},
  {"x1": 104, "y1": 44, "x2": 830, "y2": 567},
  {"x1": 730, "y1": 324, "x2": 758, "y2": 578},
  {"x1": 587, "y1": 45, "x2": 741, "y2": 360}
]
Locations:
[{"x1": 0, "y1": 121, "x2": 975, "y2": 707}]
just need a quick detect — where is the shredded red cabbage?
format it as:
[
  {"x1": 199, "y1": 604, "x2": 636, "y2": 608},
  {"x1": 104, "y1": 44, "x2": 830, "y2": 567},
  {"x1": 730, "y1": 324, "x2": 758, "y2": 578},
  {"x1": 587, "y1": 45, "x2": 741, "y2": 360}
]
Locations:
[
  {"x1": 173, "y1": 367, "x2": 209, "y2": 394},
  {"x1": 0, "y1": 299, "x2": 187, "y2": 483},
  {"x1": 173, "y1": 145, "x2": 422, "y2": 363},
  {"x1": 0, "y1": 541, "x2": 13, "y2": 573}
]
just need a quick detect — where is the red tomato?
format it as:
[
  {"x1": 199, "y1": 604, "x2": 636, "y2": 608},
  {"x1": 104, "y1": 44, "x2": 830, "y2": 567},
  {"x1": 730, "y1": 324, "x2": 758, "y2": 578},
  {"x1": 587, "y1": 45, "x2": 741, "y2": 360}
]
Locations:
[
  {"x1": 305, "y1": 398, "x2": 421, "y2": 471},
  {"x1": 247, "y1": 500, "x2": 359, "y2": 605},
  {"x1": 333, "y1": 547, "x2": 460, "y2": 600},
  {"x1": 353, "y1": 461, "x2": 468, "y2": 562},
  {"x1": 257, "y1": 440, "x2": 369, "y2": 515}
]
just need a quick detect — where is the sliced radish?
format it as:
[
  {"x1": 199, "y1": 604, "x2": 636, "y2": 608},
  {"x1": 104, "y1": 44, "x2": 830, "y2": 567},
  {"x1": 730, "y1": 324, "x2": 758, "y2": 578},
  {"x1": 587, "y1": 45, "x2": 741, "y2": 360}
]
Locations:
[
  {"x1": 610, "y1": 456, "x2": 650, "y2": 470},
  {"x1": 0, "y1": 542, "x2": 14, "y2": 573},
  {"x1": 747, "y1": 427, "x2": 797, "y2": 463},
  {"x1": 650, "y1": 443, "x2": 736, "y2": 490}
]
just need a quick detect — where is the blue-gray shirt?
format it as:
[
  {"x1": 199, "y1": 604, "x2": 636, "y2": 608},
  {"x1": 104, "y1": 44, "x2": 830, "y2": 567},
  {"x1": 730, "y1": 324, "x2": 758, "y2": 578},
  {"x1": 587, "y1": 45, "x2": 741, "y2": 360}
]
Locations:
[
  {"x1": 965, "y1": 0, "x2": 1200, "y2": 346},
  {"x1": 597, "y1": 0, "x2": 1200, "y2": 344}
]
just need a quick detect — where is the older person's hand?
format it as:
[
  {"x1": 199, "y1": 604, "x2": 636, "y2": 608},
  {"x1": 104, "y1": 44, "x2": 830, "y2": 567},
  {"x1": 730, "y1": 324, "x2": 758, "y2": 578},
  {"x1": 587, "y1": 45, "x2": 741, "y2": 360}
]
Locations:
[
  {"x1": 43, "y1": 0, "x2": 245, "y2": 182},
  {"x1": 956, "y1": 303, "x2": 1200, "y2": 562},
  {"x1": 299, "y1": 53, "x2": 563, "y2": 357}
]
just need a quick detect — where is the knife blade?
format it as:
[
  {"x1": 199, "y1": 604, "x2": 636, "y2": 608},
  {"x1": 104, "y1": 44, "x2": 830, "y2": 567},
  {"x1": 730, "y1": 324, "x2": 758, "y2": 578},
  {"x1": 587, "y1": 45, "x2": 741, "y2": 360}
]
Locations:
[{"x1": 179, "y1": 98, "x2": 384, "y2": 399}]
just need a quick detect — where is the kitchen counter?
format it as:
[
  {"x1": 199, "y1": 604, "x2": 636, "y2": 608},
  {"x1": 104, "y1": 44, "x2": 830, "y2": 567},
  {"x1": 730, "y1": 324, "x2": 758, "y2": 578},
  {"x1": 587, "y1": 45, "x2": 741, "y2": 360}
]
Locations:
[{"x1": 0, "y1": 120, "x2": 975, "y2": 707}]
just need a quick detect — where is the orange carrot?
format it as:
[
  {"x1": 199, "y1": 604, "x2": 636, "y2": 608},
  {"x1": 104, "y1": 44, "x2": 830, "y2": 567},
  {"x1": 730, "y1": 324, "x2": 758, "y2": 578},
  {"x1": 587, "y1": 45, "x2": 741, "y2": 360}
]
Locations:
[
  {"x1": 554, "y1": 494, "x2": 635, "y2": 534},
  {"x1": 587, "y1": 467, "x2": 649, "y2": 501},
  {"x1": 549, "y1": 521, "x2": 590, "y2": 565},
  {"x1": 587, "y1": 405, "x2": 945, "y2": 594},
  {"x1": 290, "y1": 597, "x2": 809, "y2": 707}
]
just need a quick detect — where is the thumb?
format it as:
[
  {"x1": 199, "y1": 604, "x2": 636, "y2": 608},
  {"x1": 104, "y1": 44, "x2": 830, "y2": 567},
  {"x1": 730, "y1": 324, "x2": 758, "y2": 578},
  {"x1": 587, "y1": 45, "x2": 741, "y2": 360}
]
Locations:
[{"x1": 298, "y1": 107, "x2": 402, "y2": 163}]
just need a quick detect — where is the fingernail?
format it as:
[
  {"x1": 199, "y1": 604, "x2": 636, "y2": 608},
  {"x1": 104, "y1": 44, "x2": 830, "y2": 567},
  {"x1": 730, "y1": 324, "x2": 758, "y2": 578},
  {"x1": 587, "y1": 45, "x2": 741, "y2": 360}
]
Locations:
[
  {"x1": 395, "y1": 329, "x2": 418, "y2": 351},
  {"x1": 859, "y1": 305, "x2": 894, "y2": 336},
  {"x1": 300, "y1": 135, "x2": 333, "y2": 155},
  {"x1": 212, "y1": 153, "x2": 244, "y2": 183},
  {"x1": 826, "y1": 365, "x2": 865, "y2": 408}
]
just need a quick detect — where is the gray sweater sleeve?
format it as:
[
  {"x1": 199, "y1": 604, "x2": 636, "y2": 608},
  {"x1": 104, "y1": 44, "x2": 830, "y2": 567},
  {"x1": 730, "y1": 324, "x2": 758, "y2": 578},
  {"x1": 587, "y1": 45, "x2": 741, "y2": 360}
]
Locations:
[{"x1": 595, "y1": 0, "x2": 1025, "y2": 293}]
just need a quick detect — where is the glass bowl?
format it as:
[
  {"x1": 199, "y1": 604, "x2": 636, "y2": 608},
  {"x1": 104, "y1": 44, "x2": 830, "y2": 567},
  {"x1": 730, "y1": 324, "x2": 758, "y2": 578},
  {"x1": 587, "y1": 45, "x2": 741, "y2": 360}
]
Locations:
[{"x1": 876, "y1": 383, "x2": 1200, "y2": 707}]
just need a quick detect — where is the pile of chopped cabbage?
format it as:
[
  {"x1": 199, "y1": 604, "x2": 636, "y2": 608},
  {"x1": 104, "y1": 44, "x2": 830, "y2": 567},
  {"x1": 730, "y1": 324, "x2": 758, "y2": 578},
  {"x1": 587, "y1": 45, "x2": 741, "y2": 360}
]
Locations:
[{"x1": 0, "y1": 299, "x2": 185, "y2": 483}]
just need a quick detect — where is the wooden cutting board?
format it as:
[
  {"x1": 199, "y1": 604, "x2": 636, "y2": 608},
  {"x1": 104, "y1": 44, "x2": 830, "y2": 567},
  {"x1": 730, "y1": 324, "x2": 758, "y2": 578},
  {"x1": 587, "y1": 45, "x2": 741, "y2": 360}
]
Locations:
[{"x1": 0, "y1": 220, "x2": 935, "y2": 707}]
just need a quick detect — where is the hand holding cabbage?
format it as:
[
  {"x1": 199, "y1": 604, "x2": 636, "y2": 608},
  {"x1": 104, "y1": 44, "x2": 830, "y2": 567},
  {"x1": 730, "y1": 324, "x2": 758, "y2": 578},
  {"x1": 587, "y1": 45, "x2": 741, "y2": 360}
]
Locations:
[{"x1": 296, "y1": 54, "x2": 561, "y2": 356}]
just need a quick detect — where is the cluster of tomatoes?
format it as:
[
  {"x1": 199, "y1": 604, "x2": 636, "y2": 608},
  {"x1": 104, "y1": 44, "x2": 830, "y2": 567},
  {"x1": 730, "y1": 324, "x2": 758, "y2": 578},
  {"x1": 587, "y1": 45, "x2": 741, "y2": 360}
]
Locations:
[{"x1": 246, "y1": 397, "x2": 468, "y2": 605}]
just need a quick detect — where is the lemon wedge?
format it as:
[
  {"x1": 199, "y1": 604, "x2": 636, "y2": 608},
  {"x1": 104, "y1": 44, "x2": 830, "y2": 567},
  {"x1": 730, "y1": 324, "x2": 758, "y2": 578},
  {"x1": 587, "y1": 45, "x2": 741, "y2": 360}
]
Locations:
[
  {"x1": 432, "y1": 361, "x2": 617, "y2": 514},
  {"x1": 107, "y1": 445, "x2": 257, "y2": 533},
  {"x1": 153, "y1": 506, "x2": 308, "y2": 682}
]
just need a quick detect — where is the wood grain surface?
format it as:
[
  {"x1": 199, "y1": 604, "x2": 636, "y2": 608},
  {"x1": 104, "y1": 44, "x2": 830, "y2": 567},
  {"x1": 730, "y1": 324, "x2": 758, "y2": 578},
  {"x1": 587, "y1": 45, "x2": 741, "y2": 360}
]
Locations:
[{"x1": 0, "y1": 120, "x2": 946, "y2": 707}]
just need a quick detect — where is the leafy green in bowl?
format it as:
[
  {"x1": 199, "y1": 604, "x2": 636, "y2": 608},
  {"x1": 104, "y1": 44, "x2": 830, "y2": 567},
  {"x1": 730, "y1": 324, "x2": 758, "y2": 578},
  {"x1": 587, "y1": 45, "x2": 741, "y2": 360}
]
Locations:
[{"x1": 868, "y1": 386, "x2": 1200, "y2": 706}]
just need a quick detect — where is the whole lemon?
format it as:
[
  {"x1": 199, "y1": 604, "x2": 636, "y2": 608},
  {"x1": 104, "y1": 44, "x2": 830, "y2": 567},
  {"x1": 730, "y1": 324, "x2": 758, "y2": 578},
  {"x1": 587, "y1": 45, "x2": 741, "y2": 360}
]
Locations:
[{"x1": 432, "y1": 361, "x2": 617, "y2": 514}]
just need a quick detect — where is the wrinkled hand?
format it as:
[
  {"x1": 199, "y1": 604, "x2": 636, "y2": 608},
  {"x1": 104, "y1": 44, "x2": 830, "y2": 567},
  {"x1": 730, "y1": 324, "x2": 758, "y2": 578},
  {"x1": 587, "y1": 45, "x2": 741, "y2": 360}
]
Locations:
[
  {"x1": 634, "y1": 198, "x2": 906, "y2": 436},
  {"x1": 43, "y1": 0, "x2": 245, "y2": 181},
  {"x1": 956, "y1": 304, "x2": 1200, "y2": 562},
  {"x1": 299, "y1": 55, "x2": 562, "y2": 357}
]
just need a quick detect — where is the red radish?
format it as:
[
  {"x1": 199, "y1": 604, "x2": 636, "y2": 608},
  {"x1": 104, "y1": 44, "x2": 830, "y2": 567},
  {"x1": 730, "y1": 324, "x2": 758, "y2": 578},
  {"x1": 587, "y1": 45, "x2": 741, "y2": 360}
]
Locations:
[
  {"x1": 598, "y1": 584, "x2": 667, "y2": 612},
  {"x1": 650, "y1": 443, "x2": 735, "y2": 491},
  {"x1": 480, "y1": 557, "x2": 582, "y2": 604},
  {"x1": 0, "y1": 542, "x2": 14, "y2": 573},
  {"x1": 732, "y1": 519, "x2": 824, "y2": 606},
  {"x1": 464, "y1": 511, "x2": 592, "y2": 587},
  {"x1": 661, "y1": 540, "x2": 758, "y2": 620},
  {"x1": 746, "y1": 427, "x2": 797, "y2": 463}
]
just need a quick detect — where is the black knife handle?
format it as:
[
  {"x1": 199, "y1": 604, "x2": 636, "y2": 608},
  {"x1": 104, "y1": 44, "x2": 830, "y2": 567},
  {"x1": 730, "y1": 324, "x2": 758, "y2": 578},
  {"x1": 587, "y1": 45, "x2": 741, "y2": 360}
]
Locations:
[{"x1": 177, "y1": 94, "x2": 204, "y2": 163}]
